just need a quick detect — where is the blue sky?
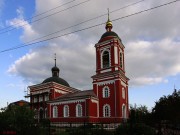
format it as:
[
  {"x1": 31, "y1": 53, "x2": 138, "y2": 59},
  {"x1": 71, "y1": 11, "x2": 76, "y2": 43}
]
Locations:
[{"x1": 0, "y1": 0, "x2": 180, "y2": 110}]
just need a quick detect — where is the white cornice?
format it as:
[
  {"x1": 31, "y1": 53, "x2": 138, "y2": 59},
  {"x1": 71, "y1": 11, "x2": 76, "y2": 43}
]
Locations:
[
  {"x1": 54, "y1": 89, "x2": 67, "y2": 94},
  {"x1": 91, "y1": 99, "x2": 98, "y2": 103},
  {"x1": 96, "y1": 80, "x2": 114, "y2": 86},
  {"x1": 31, "y1": 89, "x2": 50, "y2": 95},
  {"x1": 50, "y1": 99, "x2": 85, "y2": 105}
]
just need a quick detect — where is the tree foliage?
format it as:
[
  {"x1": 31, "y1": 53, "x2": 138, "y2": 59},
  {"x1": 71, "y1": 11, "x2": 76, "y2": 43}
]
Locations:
[
  {"x1": 152, "y1": 89, "x2": 180, "y2": 124},
  {"x1": 0, "y1": 105, "x2": 39, "y2": 135},
  {"x1": 129, "y1": 105, "x2": 152, "y2": 124}
]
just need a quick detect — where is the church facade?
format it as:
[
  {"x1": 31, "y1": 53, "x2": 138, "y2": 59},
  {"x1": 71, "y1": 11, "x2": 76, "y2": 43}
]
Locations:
[{"x1": 28, "y1": 17, "x2": 129, "y2": 124}]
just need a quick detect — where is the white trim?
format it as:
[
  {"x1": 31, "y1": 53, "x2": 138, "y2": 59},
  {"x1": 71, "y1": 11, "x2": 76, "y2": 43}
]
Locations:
[
  {"x1": 63, "y1": 105, "x2": 69, "y2": 117},
  {"x1": 76, "y1": 104, "x2": 83, "y2": 117},
  {"x1": 45, "y1": 94, "x2": 49, "y2": 101},
  {"x1": 102, "y1": 86, "x2": 110, "y2": 98},
  {"x1": 51, "y1": 99, "x2": 85, "y2": 105},
  {"x1": 103, "y1": 104, "x2": 111, "y2": 117},
  {"x1": 55, "y1": 89, "x2": 67, "y2": 94},
  {"x1": 53, "y1": 106, "x2": 58, "y2": 118},
  {"x1": 91, "y1": 99, "x2": 98, "y2": 103},
  {"x1": 122, "y1": 104, "x2": 126, "y2": 118},
  {"x1": 33, "y1": 96, "x2": 37, "y2": 103},
  {"x1": 101, "y1": 49, "x2": 111, "y2": 69},
  {"x1": 97, "y1": 80, "x2": 114, "y2": 86},
  {"x1": 39, "y1": 95, "x2": 43, "y2": 102},
  {"x1": 31, "y1": 89, "x2": 50, "y2": 95},
  {"x1": 114, "y1": 46, "x2": 118, "y2": 64},
  {"x1": 100, "y1": 69, "x2": 111, "y2": 73}
]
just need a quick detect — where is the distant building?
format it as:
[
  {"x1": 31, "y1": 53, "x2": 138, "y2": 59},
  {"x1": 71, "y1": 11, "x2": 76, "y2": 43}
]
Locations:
[
  {"x1": 27, "y1": 16, "x2": 129, "y2": 124},
  {"x1": 9, "y1": 100, "x2": 29, "y2": 107}
]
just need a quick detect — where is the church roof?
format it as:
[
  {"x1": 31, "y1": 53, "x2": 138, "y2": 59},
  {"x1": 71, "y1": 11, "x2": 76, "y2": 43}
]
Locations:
[
  {"x1": 42, "y1": 55, "x2": 70, "y2": 87},
  {"x1": 98, "y1": 11, "x2": 121, "y2": 43},
  {"x1": 99, "y1": 31, "x2": 121, "y2": 43},
  {"x1": 42, "y1": 76, "x2": 70, "y2": 87},
  {"x1": 49, "y1": 90, "x2": 98, "y2": 102}
]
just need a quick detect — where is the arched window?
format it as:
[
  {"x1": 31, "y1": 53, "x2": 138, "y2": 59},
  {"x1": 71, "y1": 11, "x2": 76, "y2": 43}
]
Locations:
[
  {"x1": 103, "y1": 104, "x2": 111, "y2": 117},
  {"x1": 53, "y1": 106, "x2": 58, "y2": 118},
  {"x1": 76, "y1": 104, "x2": 82, "y2": 117},
  {"x1": 34, "y1": 96, "x2": 37, "y2": 103},
  {"x1": 103, "y1": 86, "x2": 110, "y2": 98},
  {"x1": 45, "y1": 95, "x2": 49, "y2": 101},
  {"x1": 34, "y1": 109, "x2": 38, "y2": 119},
  {"x1": 39, "y1": 95, "x2": 43, "y2": 102},
  {"x1": 120, "y1": 52, "x2": 123, "y2": 69},
  {"x1": 39, "y1": 108, "x2": 44, "y2": 119},
  {"x1": 122, "y1": 104, "x2": 126, "y2": 118},
  {"x1": 63, "y1": 105, "x2": 69, "y2": 117},
  {"x1": 44, "y1": 108, "x2": 47, "y2": 118},
  {"x1": 102, "y1": 51, "x2": 110, "y2": 68},
  {"x1": 122, "y1": 88, "x2": 125, "y2": 99}
]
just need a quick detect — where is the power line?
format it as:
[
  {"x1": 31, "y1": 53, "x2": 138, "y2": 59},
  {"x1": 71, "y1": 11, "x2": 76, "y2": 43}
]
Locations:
[
  {"x1": 0, "y1": 0, "x2": 76, "y2": 32},
  {"x1": 0, "y1": 0, "x2": 91, "y2": 35},
  {"x1": 22, "y1": 0, "x2": 145, "y2": 45},
  {"x1": 0, "y1": 0, "x2": 179, "y2": 53},
  {"x1": 0, "y1": 0, "x2": 76, "y2": 33}
]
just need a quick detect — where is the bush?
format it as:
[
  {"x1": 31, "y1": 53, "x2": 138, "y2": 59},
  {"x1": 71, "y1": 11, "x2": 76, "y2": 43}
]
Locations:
[{"x1": 115, "y1": 123, "x2": 156, "y2": 135}]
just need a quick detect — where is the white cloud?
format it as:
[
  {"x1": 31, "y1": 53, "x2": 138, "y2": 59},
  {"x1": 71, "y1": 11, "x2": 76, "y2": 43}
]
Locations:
[
  {"x1": 8, "y1": 34, "x2": 95, "y2": 89},
  {"x1": 126, "y1": 39, "x2": 180, "y2": 86},
  {"x1": 6, "y1": 7, "x2": 39, "y2": 42},
  {"x1": 7, "y1": 0, "x2": 180, "y2": 88}
]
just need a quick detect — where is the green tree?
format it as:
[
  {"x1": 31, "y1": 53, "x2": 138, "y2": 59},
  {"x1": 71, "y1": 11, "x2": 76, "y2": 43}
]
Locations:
[
  {"x1": 129, "y1": 105, "x2": 151, "y2": 124},
  {"x1": 0, "y1": 105, "x2": 39, "y2": 135},
  {"x1": 152, "y1": 89, "x2": 180, "y2": 124}
]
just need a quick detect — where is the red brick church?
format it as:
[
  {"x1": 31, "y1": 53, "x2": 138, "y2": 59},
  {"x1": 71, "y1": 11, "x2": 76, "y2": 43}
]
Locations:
[{"x1": 28, "y1": 16, "x2": 129, "y2": 124}]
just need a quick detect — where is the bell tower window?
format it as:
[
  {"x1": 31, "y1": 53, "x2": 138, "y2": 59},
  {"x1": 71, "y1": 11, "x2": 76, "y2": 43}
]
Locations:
[
  {"x1": 103, "y1": 86, "x2": 110, "y2": 98},
  {"x1": 102, "y1": 50, "x2": 110, "y2": 68}
]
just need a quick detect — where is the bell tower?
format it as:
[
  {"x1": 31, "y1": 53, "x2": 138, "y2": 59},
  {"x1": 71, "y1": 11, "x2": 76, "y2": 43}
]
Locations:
[{"x1": 92, "y1": 12, "x2": 129, "y2": 123}]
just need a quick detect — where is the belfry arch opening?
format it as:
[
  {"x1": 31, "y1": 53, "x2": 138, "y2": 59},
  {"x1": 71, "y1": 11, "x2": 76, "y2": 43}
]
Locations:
[{"x1": 102, "y1": 50, "x2": 110, "y2": 68}]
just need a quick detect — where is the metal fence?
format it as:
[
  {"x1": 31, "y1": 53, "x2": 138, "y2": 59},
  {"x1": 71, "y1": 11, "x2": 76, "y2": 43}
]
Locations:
[{"x1": 49, "y1": 122, "x2": 118, "y2": 135}]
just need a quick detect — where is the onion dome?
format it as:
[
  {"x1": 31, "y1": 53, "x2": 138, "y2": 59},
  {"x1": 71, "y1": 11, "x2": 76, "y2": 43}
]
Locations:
[
  {"x1": 42, "y1": 55, "x2": 70, "y2": 87},
  {"x1": 99, "y1": 10, "x2": 121, "y2": 43}
]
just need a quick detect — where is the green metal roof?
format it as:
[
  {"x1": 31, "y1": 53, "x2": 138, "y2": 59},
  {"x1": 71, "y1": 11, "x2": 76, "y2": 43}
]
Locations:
[
  {"x1": 99, "y1": 31, "x2": 121, "y2": 43},
  {"x1": 42, "y1": 76, "x2": 70, "y2": 87}
]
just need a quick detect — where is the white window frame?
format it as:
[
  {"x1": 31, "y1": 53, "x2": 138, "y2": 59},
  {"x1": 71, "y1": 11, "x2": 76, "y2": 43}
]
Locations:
[
  {"x1": 122, "y1": 104, "x2": 126, "y2": 118},
  {"x1": 63, "y1": 105, "x2": 69, "y2": 117},
  {"x1": 34, "y1": 96, "x2": 37, "y2": 103},
  {"x1": 102, "y1": 86, "x2": 110, "y2": 98},
  {"x1": 53, "y1": 106, "x2": 58, "y2": 118},
  {"x1": 103, "y1": 104, "x2": 111, "y2": 117},
  {"x1": 45, "y1": 95, "x2": 49, "y2": 101},
  {"x1": 39, "y1": 95, "x2": 43, "y2": 102},
  {"x1": 76, "y1": 104, "x2": 82, "y2": 117}
]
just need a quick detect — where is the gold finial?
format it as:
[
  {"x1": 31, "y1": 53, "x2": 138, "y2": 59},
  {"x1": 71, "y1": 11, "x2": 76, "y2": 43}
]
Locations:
[
  {"x1": 54, "y1": 53, "x2": 56, "y2": 67},
  {"x1": 106, "y1": 8, "x2": 112, "y2": 31}
]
